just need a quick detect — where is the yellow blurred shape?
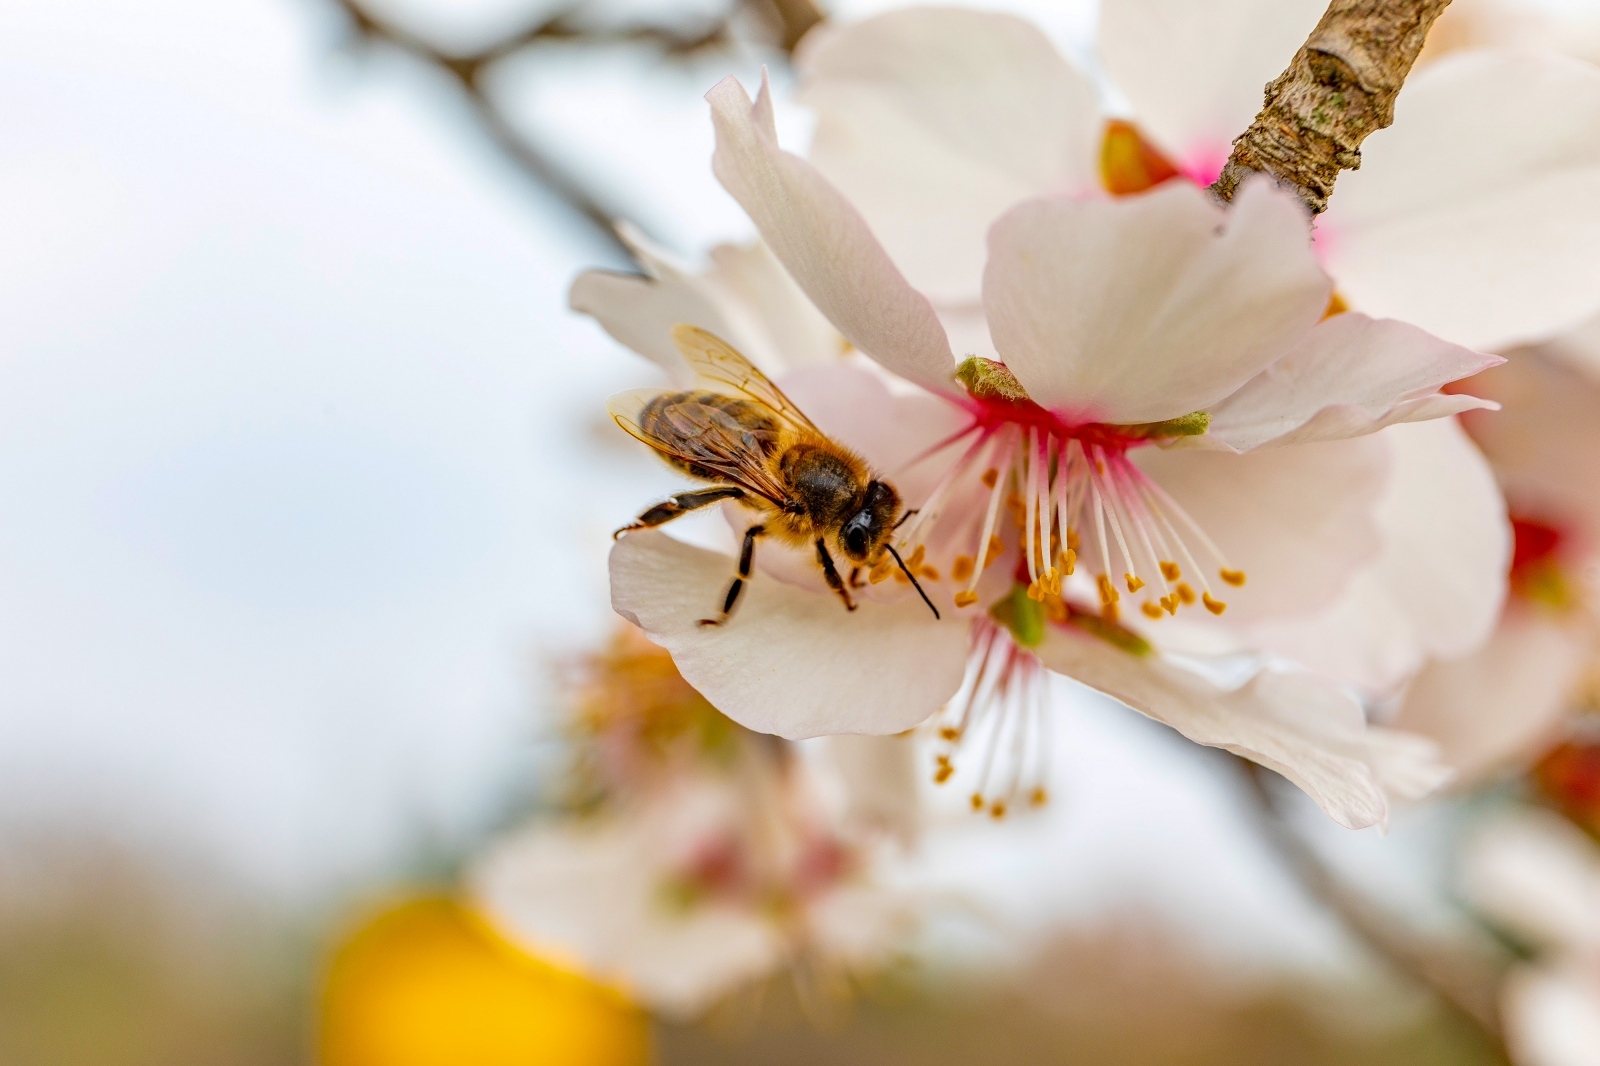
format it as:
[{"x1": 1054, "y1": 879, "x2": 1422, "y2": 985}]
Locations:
[{"x1": 319, "y1": 896, "x2": 650, "y2": 1066}]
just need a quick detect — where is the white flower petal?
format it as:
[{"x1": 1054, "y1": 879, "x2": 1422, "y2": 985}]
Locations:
[
  {"x1": 707, "y1": 73, "x2": 956, "y2": 391},
  {"x1": 472, "y1": 800, "x2": 782, "y2": 1019},
  {"x1": 1036, "y1": 627, "x2": 1450, "y2": 829},
  {"x1": 798, "y1": 7, "x2": 1099, "y2": 302},
  {"x1": 1392, "y1": 609, "x2": 1588, "y2": 785},
  {"x1": 569, "y1": 223, "x2": 739, "y2": 382},
  {"x1": 984, "y1": 179, "x2": 1331, "y2": 423},
  {"x1": 1133, "y1": 435, "x2": 1388, "y2": 624},
  {"x1": 1099, "y1": 0, "x2": 1328, "y2": 168},
  {"x1": 1248, "y1": 419, "x2": 1511, "y2": 692},
  {"x1": 1323, "y1": 51, "x2": 1600, "y2": 351},
  {"x1": 610, "y1": 531, "x2": 968, "y2": 738},
  {"x1": 1504, "y1": 964, "x2": 1600, "y2": 1066},
  {"x1": 1203, "y1": 313, "x2": 1503, "y2": 451},
  {"x1": 705, "y1": 239, "x2": 842, "y2": 372}
]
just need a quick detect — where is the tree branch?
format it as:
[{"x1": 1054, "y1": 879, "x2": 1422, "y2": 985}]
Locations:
[
  {"x1": 325, "y1": 0, "x2": 826, "y2": 260},
  {"x1": 1211, "y1": 0, "x2": 1454, "y2": 213},
  {"x1": 1237, "y1": 759, "x2": 1511, "y2": 1056}
]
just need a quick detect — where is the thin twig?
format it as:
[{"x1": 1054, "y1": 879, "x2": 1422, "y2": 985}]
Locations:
[
  {"x1": 325, "y1": 0, "x2": 825, "y2": 259},
  {"x1": 1237, "y1": 758, "x2": 1511, "y2": 1056},
  {"x1": 1212, "y1": 0, "x2": 1454, "y2": 212}
]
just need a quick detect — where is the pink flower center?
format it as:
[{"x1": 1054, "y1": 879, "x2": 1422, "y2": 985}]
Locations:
[{"x1": 889, "y1": 392, "x2": 1244, "y2": 623}]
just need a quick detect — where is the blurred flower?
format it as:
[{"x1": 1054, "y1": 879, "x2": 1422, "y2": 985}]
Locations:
[
  {"x1": 1536, "y1": 734, "x2": 1600, "y2": 840},
  {"x1": 799, "y1": 2, "x2": 1600, "y2": 351},
  {"x1": 319, "y1": 896, "x2": 649, "y2": 1066},
  {"x1": 595, "y1": 60, "x2": 1484, "y2": 828},
  {"x1": 1421, "y1": 0, "x2": 1600, "y2": 69},
  {"x1": 470, "y1": 628, "x2": 919, "y2": 1020},
  {"x1": 1463, "y1": 810, "x2": 1600, "y2": 1066},
  {"x1": 1389, "y1": 349, "x2": 1600, "y2": 782}
]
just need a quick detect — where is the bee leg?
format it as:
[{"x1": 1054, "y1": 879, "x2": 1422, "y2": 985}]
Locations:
[
  {"x1": 615, "y1": 486, "x2": 745, "y2": 539},
  {"x1": 699, "y1": 524, "x2": 765, "y2": 627},
  {"x1": 815, "y1": 539, "x2": 857, "y2": 612},
  {"x1": 849, "y1": 566, "x2": 864, "y2": 589}
]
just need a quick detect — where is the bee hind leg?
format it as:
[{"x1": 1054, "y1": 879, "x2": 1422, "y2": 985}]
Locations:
[
  {"x1": 699, "y1": 524, "x2": 765, "y2": 627},
  {"x1": 815, "y1": 539, "x2": 857, "y2": 612},
  {"x1": 615, "y1": 486, "x2": 745, "y2": 539}
]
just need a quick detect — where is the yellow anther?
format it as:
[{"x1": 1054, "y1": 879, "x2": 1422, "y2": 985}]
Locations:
[
  {"x1": 1160, "y1": 594, "x2": 1178, "y2": 615},
  {"x1": 980, "y1": 468, "x2": 1000, "y2": 488},
  {"x1": 970, "y1": 793, "x2": 985, "y2": 811},
  {"x1": 1097, "y1": 574, "x2": 1120, "y2": 606},
  {"x1": 1141, "y1": 601, "x2": 1165, "y2": 620},
  {"x1": 905, "y1": 544, "x2": 926, "y2": 570},
  {"x1": 1160, "y1": 561, "x2": 1182, "y2": 581},
  {"x1": 1060, "y1": 548, "x2": 1077, "y2": 576},
  {"x1": 1043, "y1": 567, "x2": 1061, "y2": 595},
  {"x1": 951, "y1": 555, "x2": 975, "y2": 582},
  {"x1": 921, "y1": 565, "x2": 941, "y2": 581},
  {"x1": 1102, "y1": 600, "x2": 1121, "y2": 623},
  {"x1": 954, "y1": 590, "x2": 980, "y2": 608},
  {"x1": 1219, "y1": 568, "x2": 1246, "y2": 587},
  {"x1": 1125, "y1": 573, "x2": 1145, "y2": 593},
  {"x1": 989, "y1": 801, "x2": 1007, "y2": 820},
  {"x1": 934, "y1": 763, "x2": 954, "y2": 784},
  {"x1": 892, "y1": 567, "x2": 910, "y2": 584},
  {"x1": 1026, "y1": 579, "x2": 1045, "y2": 601},
  {"x1": 1176, "y1": 583, "x2": 1196, "y2": 606},
  {"x1": 869, "y1": 557, "x2": 894, "y2": 584},
  {"x1": 1066, "y1": 528, "x2": 1081, "y2": 552},
  {"x1": 939, "y1": 728, "x2": 961, "y2": 742},
  {"x1": 983, "y1": 534, "x2": 1005, "y2": 568},
  {"x1": 1006, "y1": 493, "x2": 1026, "y2": 529},
  {"x1": 1029, "y1": 787, "x2": 1049, "y2": 807},
  {"x1": 1042, "y1": 595, "x2": 1068, "y2": 624},
  {"x1": 1202, "y1": 592, "x2": 1227, "y2": 615}
]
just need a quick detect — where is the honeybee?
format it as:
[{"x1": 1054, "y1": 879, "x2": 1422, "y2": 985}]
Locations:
[{"x1": 611, "y1": 325, "x2": 939, "y2": 627}]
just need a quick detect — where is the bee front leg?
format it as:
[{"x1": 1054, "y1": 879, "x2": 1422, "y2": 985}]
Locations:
[
  {"x1": 815, "y1": 539, "x2": 857, "y2": 612},
  {"x1": 699, "y1": 524, "x2": 765, "y2": 627},
  {"x1": 615, "y1": 486, "x2": 745, "y2": 538},
  {"x1": 848, "y1": 566, "x2": 864, "y2": 589}
]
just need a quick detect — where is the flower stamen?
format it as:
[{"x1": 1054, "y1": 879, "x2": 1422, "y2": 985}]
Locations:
[
  {"x1": 931, "y1": 619, "x2": 1051, "y2": 818},
  {"x1": 890, "y1": 384, "x2": 1244, "y2": 622}
]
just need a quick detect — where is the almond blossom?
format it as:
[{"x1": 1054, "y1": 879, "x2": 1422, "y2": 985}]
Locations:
[
  {"x1": 469, "y1": 628, "x2": 918, "y2": 1019},
  {"x1": 584, "y1": 63, "x2": 1495, "y2": 828},
  {"x1": 1385, "y1": 345, "x2": 1600, "y2": 783},
  {"x1": 796, "y1": 3, "x2": 1578, "y2": 718},
  {"x1": 798, "y1": 1, "x2": 1600, "y2": 351}
]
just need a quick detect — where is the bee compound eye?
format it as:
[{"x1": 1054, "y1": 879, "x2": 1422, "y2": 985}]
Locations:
[{"x1": 844, "y1": 524, "x2": 868, "y2": 557}]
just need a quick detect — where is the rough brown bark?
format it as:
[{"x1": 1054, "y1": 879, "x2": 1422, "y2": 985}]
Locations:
[{"x1": 1211, "y1": 0, "x2": 1454, "y2": 213}]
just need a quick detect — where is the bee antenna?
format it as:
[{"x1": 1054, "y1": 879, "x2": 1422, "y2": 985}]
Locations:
[{"x1": 886, "y1": 544, "x2": 940, "y2": 621}]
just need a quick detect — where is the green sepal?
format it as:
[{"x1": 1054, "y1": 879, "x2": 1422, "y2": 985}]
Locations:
[
  {"x1": 989, "y1": 584, "x2": 1046, "y2": 648},
  {"x1": 955, "y1": 357, "x2": 1030, "y2": 402},
  {"x1": 1117, "y1": 410, "x2": 1210, "y2": 440},
  {"x1": 1063, "y1": 612, "x2": 1153, "y2": 658}
]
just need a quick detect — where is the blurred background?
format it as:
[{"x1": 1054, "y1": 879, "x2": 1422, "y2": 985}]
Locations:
[{"x1": 2, "y1": 0, "x2": 1595, "y2": 1062}]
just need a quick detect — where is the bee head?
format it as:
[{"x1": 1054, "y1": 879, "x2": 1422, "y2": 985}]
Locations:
[{"x1": 841, "y1": 479, "x2": 902, "y2": 563}]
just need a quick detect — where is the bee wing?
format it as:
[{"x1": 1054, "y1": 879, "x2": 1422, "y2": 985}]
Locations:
[
  {"x1": 607, "y1": 388, "x2": 792, "y2": 507},
  {"x1": 670, "y1": 325, "x2": 822, "y2": 436}
]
